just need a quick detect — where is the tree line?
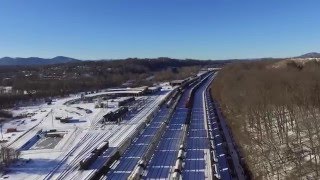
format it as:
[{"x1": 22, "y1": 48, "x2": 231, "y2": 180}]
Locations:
[{"x1": 0, "y1": 58, "x2": 230, "y2": 108}]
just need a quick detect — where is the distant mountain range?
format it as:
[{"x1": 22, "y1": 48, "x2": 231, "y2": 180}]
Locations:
[
  {"x1": 0, "y1": 52, "x2": 319, "y2": 66},
  {"x1": 0, "y1": 56, "x2": 80, "y2": 66},
  {"x1": 296, "y1": 52, "x2": 320, "y2": 58}
]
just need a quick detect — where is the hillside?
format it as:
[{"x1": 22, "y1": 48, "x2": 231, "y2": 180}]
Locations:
[
  {"x1": 212, "y1": 60, "x2": 320, "y2": 179},
  {"x1": 296, "y1": 52, "x2": 320, "y2": 58}
]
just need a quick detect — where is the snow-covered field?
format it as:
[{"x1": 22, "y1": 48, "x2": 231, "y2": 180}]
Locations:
[{"x1": 1, "y1": 88, "x2": 171, "y2": 180}]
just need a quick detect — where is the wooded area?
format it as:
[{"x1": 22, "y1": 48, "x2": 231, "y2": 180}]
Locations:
[
  {"x1": 212, "y1": 60, "x2": 320, "y2": 179},
  {"x1": 0, "y1": 58, "x2": 229, "y2": 108}
]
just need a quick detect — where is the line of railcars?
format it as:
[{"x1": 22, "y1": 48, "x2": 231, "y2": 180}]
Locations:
[
  {"x1": 90, "y1": 82, "x2": 191, "y2": 178},
  {"x1": 172, "y1": 144, "x2": 186, "y2": 178},
  {"x1": 184, "y1": 71, "x2": 212, "y2": 109},
  {"x1": 106, "y1": 107, "x2": 170, "y2": 179},
  {"x1": 206, "y1": 87, "x2": 233, "y2": 180},
  {"x1": 177, "y1": 74, "x2": 213, "y2": 179},
  {"x1": 103, "y1": 106, "x2": 129, "y2": 123},
  {"x1": 80, "y1": 73, "x2": 212, "y2": 178},
  {"x1": 144, "y1": 76, "x2": 205, "y2": 179},
  {"x1": 148, "y1": 74, "x2": 212, "y2": 179},
  {"x1": 118, "y1": 97, "x2": 135, "y2": 106}
]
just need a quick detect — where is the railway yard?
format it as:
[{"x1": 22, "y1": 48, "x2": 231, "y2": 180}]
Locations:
[{"x1": 0, "y1": 70, "x2": 247, "y2": 180}]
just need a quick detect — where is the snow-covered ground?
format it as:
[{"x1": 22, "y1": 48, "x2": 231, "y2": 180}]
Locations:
[{"x1": 1, "y1": 89, "x2": 171, "y2": 180}]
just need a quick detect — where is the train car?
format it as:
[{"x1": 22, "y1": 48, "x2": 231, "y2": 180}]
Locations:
[
  {"x1": 79, "y1": 153, "x2": 98, "y2": 170},
  {"x1": 117, "y1": 106, "x2": 129, "y2": 116},
  {"x1": 93, "y1": 141, "x2": 109, "y2": 155},
  {"x1": 103, "y1": 106, "x2": 128, "y2": 122},
  {"x1": 118, "y1": 97, "x2": 135, "y2": 106},
  {"x1": 129, "y1": 160, "x2": 147, "y2": 180},
  {"x1": 60, "y1": 117, "x2": 72, "y2": 123},
  {"x1": 130, "y1": 166, "x2": 144, "y2": 179},
  {"x1": 213, "y1": 164, "x2": 220, "y2": 179},
  {"x1": 177, "y1": 149, "x2": 185, "y2": 160},
  {"x1": 138, "y1": 159, "x2": 147, "y2": 169},
  {"x1": 173, "y1": 159, "x2": 183, "y2": 173},
  {"x1": 179, "y1": 144, "x2": 185, "y2": 151},
  {"x1": 172, "y1": 172, "x2": 180, "y2": 180},
  {"x1": 211, "y1": 149, "x2": 218, "y2": 162},
  {"x1": 79, "y1": 140, "x2": 110, "y2": 170}
]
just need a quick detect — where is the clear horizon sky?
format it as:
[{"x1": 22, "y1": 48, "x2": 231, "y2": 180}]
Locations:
[{"x1": 0, "y1": 0, "x2": 319, "y2": 60}]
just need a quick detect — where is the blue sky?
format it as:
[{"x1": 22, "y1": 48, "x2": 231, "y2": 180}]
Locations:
[{"x1": 0, "y1": 0, "x2": 319, "y2": 60}]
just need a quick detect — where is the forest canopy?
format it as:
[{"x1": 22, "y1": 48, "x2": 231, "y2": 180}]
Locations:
[{"x1": 212, "y1": 59, "x2": 320, "y2": 179}]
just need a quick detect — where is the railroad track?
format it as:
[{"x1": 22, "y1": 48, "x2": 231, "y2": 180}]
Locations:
[
  {"x1": 44, "y1": 94, "x2": 164, "y2": 180},
  {"x1": 53, "y1": 125, "x2": 124, "y2": 179},
  {"x1": 43, "y1": 131, "x2": 95, "y2": 180}
]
